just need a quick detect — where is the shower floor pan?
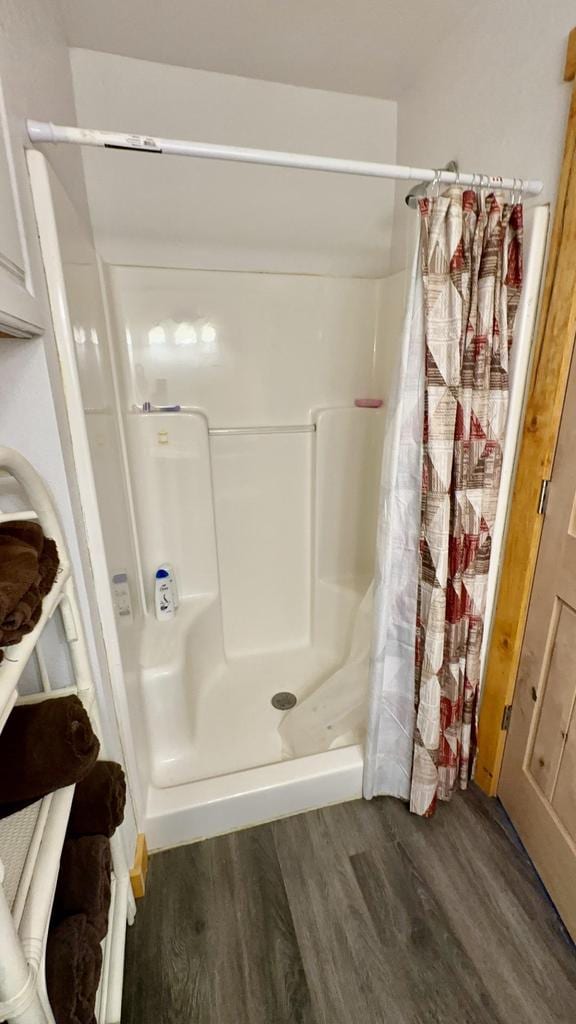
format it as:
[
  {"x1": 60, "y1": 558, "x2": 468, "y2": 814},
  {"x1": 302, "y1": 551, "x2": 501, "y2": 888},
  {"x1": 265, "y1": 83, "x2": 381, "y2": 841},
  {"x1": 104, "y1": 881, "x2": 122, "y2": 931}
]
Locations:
[
  {"x1": 142, "y1": 644, "x2": 361, "y2": 788},
  {"x1": 137, "y1": 600, "x2": 365, "y2": 849}
]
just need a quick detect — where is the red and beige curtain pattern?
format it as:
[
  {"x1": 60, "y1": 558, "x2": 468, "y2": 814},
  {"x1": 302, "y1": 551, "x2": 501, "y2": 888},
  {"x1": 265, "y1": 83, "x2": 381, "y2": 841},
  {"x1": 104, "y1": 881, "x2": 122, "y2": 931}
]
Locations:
[{"x1": 410, "y1": 189, "x2": 523, "y2": 817}]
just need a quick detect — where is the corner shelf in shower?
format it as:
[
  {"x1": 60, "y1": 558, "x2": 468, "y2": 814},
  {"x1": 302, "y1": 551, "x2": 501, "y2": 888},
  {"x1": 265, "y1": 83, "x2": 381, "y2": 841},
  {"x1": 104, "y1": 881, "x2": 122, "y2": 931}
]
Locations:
[{"x1": 0, "y1": 446, "x2": 134, "y2": 1024}]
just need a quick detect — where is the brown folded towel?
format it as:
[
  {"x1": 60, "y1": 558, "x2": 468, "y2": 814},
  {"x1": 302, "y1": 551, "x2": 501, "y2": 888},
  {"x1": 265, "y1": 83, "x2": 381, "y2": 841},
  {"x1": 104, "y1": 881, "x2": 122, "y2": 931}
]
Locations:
[
  {"x1": 0, "y1": 531, "x2": 40, "y2": 621},
  {"x1": 46, "y1": 914, "x2": 102, "y2": 1024},
  {"x1": 0, "y1": 595, "x2": 43, "y2": 647},
  {"x1": 0, "y1": 521, "x2": 59, "y2": 660},
  {"x1": 38, "y1": 535, "x2": 59, "y2": 593},
  {"x1": 0, "y1": 696, "x2": 100, "y2": 818},
  {"x1": 67, "y1": 761, "x2": 126, "y2": 839},
  {"x1": 0, "y1": 519, "x2": 45, "y2": 553},
  {"x1": 0, "y1": 535, "x2": 59, "y2": 629},
  {"x1": 53, "y1": 835, "x2": 112, "y2": 942}
]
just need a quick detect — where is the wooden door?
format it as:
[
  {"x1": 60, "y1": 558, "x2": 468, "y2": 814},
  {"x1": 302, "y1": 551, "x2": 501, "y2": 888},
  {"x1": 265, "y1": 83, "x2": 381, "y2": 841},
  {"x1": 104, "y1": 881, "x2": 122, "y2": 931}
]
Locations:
[{"x1": 499, "y1": 341, "x2": 576, "y2": 942}]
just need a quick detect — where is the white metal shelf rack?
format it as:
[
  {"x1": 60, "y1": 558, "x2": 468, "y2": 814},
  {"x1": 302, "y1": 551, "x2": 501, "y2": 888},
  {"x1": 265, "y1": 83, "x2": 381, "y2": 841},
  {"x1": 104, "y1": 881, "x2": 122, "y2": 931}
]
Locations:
[{"x1": 0, "y1": 446, "x2": 134, "y2": 1024}]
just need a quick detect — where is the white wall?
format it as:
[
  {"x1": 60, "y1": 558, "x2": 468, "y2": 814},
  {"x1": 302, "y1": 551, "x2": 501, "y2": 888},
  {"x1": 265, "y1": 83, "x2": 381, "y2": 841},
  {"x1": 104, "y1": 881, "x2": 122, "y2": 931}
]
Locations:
[
  {"x1": 0, "y1": 1, "x2": 137, "y2": 843},
  {"x1": 70, "y1": 48, "x2": 398, "y2": 276},
  {"x1": 391, "y1": 1, "x2": 575, "y2": 270},
  {"x1": 0, "y1": 2, "x2": 89, "y2": 219}
]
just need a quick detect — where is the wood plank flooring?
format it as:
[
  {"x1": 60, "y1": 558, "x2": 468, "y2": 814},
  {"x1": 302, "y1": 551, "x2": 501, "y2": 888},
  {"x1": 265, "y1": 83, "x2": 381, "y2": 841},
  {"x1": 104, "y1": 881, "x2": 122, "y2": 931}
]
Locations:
[{"x1": 122, "y1": 787, "x2": 576, "y2": 1023}]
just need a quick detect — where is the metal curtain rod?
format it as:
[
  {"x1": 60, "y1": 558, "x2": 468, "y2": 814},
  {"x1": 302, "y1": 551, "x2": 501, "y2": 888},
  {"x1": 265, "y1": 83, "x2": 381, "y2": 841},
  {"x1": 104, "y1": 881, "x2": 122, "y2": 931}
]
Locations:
[{"x1": 26, "y1": 120, "x2": 544, "y2": 197}]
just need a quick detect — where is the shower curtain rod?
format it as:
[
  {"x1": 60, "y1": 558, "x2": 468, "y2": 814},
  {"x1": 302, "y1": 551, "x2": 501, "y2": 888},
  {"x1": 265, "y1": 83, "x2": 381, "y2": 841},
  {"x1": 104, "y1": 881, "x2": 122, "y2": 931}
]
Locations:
[{"x1": 26, "y1": 120, "x2": 543, "y2": 197}]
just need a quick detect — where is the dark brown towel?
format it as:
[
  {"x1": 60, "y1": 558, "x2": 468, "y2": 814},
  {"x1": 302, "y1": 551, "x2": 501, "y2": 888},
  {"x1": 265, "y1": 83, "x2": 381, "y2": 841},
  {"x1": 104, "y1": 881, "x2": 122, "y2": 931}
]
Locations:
[
  {"x1": 0, "y1": 521, "x2": 59, "y2": 659},
  {"x1": 46, "y1": 914, "x2": 102, "y2": 1024},
  {"x1": 67, "y1": 761, "x2": 126, "y2": 839},
  {"x1": 53, "y1": 835, "x2": 112, "y2": 942},
  {"x1": 0, "y1": 696, "x2": 100, "y2": 817},
  {"x1": 0, "y1": 531, "x2": 40, "y2": 621},
  {"x1": 38, "y1": 535, "x2": 59, "y2": 594},
  {"x1": 0, "y1": 519, "x2": 45, "y2": 553},
  {"x1": 0, "y1": 535, "x2": 59, "y2": 626}
]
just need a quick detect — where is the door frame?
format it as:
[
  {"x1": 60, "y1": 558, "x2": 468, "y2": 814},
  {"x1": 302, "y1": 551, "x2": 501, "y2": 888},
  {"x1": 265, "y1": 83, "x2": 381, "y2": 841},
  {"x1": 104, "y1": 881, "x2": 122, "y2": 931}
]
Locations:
[{"x1": 477, "y1": 27, "x2": 576, "y2": 795}]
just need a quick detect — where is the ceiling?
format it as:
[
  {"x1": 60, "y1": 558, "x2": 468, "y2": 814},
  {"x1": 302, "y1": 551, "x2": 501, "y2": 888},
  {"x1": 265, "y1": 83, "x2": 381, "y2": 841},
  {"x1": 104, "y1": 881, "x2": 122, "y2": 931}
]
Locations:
[{"x1": 57, "y1": 0, "x2": 466, "y2": 100}]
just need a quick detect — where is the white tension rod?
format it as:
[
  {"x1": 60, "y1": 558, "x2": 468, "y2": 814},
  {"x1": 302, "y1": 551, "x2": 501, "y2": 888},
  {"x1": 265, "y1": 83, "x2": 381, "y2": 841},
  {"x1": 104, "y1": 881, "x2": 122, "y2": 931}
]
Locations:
[{"x1": 26, "y1": 120, "x2": 544, "y2": 197}]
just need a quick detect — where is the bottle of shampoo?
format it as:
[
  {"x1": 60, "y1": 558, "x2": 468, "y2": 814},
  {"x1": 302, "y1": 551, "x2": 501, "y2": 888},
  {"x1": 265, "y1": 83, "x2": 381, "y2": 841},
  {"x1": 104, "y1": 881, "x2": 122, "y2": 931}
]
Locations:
[
  {"x1": 164, "y1": 564, "x2": 179, "y2": 610},
  {"x1": 155, "y1": 566, "x2": 176, "y2": 620}
]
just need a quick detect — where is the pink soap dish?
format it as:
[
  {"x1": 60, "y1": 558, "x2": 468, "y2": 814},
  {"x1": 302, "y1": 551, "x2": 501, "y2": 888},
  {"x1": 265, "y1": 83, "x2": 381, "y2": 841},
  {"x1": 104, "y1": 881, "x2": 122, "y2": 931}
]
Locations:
[{"x1": 355, "y1": 398, "x2": 383, "y2": 408}]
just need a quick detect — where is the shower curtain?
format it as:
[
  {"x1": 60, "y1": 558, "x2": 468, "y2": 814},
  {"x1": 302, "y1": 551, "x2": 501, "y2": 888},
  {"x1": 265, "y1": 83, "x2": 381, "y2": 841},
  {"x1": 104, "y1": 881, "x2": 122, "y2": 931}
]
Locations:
[
  {"x1": 363, "y1": 239, "x2": 424, "y2": 802},
  {"x1": 365, "y1": 188, "x2": 523, "y2": 816}
]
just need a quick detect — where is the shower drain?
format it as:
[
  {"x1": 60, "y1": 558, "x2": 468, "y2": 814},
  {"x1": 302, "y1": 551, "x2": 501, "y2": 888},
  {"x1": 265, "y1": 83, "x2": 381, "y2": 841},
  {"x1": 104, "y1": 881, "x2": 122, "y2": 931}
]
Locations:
[{"x1": 271, "y1": 691, "x2": 297, "y2": 710}]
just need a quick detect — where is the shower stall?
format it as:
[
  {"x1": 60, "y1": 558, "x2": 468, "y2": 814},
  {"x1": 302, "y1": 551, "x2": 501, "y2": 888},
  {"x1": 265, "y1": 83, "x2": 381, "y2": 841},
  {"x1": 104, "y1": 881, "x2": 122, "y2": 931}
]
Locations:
[
  {"x1": 29, "y1": 145, "x2": 407, "y2": 848},
  {"x1": 112, "y1": 265, "x2": 387, "y2": 786},
  {"x1": 26, "y1": 53, "x2": 545, "y2": 848}
]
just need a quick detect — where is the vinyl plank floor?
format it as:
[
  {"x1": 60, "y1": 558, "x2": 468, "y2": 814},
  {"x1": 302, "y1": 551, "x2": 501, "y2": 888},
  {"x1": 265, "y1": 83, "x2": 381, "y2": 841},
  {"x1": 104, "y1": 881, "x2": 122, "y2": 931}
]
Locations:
[
  {"x1": 272, "y1": 808, "x2": 410, "y2": 1024},
  {"x1": 122, "y1": 786, "x2": 576, "y2": 1024}
]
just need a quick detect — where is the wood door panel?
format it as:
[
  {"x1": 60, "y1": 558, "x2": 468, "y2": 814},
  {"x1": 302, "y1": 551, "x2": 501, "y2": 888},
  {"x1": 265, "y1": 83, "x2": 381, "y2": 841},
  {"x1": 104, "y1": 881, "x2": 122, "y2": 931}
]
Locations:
[
  {"x1": 499, "y1": 341, "x2": 576, "y2": 940},
  {"x1": 552, "y1": 702, "x2": 576, "y2": 844},
  {"x1": 529, "y1": 598, "x2": 576, "y2": 798},
  {"x1": 496, "y1": 37, "x2": 576, "y2": 939}
]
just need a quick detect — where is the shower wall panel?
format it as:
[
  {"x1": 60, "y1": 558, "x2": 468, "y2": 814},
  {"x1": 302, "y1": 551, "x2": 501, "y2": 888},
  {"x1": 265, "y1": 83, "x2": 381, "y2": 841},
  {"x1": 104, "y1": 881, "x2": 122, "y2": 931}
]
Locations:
[
  {"x1": 374, "y1": 268, "x2": 409, "y2": 406},
  {"x1": 48, "y1": 197, "x2": 142, "y2": 624},
  {"x1": 126, "y1": 413, "x2": 219, "y2": 604},
  {"x1": 211, "y1": 432, "x2": 312, "y2": 654},
  {"x1": 315, "y1": 408, "x2": 383, "y2": 584},
  {"x1": 107, "y1": 263, "x2": 391, "y2": 657},
  {"x1": 107, "y1": 266, "x2": 381, "y2": 424}
]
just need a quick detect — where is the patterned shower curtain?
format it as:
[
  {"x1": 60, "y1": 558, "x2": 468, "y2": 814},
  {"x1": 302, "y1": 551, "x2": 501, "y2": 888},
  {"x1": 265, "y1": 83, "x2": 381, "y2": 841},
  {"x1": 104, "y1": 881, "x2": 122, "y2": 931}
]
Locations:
[{"x1": 410, "y1": 189, "x2": 523, "y2": 816}]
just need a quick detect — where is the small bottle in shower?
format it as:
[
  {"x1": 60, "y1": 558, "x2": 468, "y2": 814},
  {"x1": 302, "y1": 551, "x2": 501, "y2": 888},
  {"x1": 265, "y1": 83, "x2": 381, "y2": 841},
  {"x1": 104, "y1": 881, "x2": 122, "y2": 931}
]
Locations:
[{"x1": 155, "y1": 566, "x2": 176, "y2": 620}]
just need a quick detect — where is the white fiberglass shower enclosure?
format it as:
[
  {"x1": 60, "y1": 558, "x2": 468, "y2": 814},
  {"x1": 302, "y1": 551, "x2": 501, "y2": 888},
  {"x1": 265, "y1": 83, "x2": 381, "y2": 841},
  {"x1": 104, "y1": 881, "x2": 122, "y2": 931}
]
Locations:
[
  {"x1": 28, "y1": 123, "x2": 404, "y2": 847},
  {"x1": 117, "y1": 265, "x2": 387, "y2": 793},
  {"x1": 27, "y1": 55, "x2": 545, "y2": 850}
]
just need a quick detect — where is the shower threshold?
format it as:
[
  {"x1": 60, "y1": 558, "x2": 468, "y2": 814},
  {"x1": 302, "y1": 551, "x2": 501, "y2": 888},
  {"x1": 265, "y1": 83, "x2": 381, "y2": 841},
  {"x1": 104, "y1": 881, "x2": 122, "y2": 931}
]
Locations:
[{"x1": 144, "y1": 743, "x2": 363, "y2": 851}]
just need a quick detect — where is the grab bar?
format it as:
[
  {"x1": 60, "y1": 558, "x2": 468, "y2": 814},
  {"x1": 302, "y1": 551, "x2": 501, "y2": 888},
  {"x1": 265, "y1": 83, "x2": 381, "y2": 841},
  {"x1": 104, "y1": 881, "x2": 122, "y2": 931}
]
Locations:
[
  {"x1": 131, "y1": 405, "x2": 316, "y2": 434},
  {"x1": 209, "y1": 424, "x2": 316, "y2": 436}
]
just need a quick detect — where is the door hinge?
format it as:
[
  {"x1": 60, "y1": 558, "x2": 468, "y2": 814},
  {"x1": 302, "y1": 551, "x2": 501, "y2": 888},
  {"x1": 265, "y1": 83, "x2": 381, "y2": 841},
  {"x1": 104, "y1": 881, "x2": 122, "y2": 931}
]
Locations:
[
  {"x1": 501, "y1": 704, "x2": 513, "y2": 731},
  {"x1": 537, "y1": 478, "x2": 550, "y2": 515}
]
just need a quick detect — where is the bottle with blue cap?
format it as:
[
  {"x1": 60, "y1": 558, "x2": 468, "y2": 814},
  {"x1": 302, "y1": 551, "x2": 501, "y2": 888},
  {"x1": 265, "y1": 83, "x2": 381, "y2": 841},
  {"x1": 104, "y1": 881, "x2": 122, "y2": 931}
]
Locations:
[{"x1": 154, "y1": 564, "x2": 177, "y2": 620}]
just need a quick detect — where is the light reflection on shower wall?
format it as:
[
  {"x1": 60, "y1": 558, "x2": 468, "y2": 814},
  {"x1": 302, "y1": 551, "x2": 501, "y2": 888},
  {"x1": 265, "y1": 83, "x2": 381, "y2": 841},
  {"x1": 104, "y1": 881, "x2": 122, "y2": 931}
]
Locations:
[{"x1": 107, "y1": 266, "x2": 382, "y2": 423}]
